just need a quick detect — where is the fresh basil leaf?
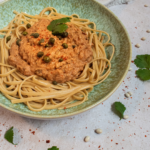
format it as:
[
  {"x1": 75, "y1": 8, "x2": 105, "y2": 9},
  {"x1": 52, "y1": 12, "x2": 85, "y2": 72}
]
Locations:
[
  {"x1": 4, "y1": 127, "x2": 16, "y2": 145},
  {"x1": 47, "y1": 17, "x2": 70, "y2": 34},
  {"x1": 112, "y1": 102, "x2": 126, "y2": 120},
  {"x1": 134, "y1": 55, "x2": 150, "y2": 69},
  {"x1": 136, "y1": 69, "x2": 150, "y2": 81},
  {"x1": 47, "y1": 17, "x2": 70, "y2": 31},
  {"x1": 47, "y1": 24, "x2": 54, "y2": 32},
  {"x1": 52, "y1": 24, "x2": 68, "y2": 35},
  {"x1": 48, "y1": 146, "x2": 59, "y2": 150}
]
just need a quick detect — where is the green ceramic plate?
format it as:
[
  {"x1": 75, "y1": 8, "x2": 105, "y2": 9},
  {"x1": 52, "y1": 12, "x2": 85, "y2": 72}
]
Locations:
[{"x1": 0, "y1": 0, "x2": 131, "y2": 119}]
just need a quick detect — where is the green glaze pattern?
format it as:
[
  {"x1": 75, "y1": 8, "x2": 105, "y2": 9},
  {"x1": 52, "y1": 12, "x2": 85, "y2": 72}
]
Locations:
[{"x1": 0, "y1": 0, "x2": 131, "y2": 119}]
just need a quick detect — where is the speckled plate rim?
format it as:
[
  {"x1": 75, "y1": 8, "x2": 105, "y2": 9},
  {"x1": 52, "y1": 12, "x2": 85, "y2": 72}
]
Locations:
[{"x1": 0, "y1": 0, "x2": 132, "y2": 120}]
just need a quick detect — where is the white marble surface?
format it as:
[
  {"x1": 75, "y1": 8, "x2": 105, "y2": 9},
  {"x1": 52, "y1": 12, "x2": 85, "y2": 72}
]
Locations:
[
  {"x1": 0, "y1": 0, "x2": 132, "y2": 6},
  {"x1": 0, "y1": 0, "x2": 150, "y2": 150}
]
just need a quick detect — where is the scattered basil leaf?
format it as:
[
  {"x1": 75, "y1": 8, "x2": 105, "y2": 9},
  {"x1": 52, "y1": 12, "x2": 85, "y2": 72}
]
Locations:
[
  {"x1": 136, "y1": 69, "x2": 150, "y2": 81},
  {"x1": 134, "y1": 54, "x2": 150, "y2": 68},
  {"x1": 4, "y1": 127, "x2": 16, "y2": 145},
  {"x1": 134, "y1": 54, "x2": 150, "y2": 81},
  {"x1": 112, "y1": 102, "x2": 126, "y2": 120},
  {"x1": 48, "y1": 146, "x2": 59, "y2": 150}
]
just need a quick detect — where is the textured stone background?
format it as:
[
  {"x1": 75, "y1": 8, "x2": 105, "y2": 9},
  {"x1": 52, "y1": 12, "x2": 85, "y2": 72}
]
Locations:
[{"x1": 0, "y1": 0, "x2": 150, "y2": 150}]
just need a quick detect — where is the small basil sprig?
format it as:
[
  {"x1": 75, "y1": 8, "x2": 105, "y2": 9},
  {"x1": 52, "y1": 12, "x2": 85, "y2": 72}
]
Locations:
[
  {"x1": 47, "y1": 17, "x2": 70, "y2": 35},
  {"x1": 4, "y1": 127, "x2": 17, "y2": 145},
  {"x1": 112, "y1": 102, "x2": 126, "y2": 120},
  {"x1": 134, "y1": 54, "x2": 150, "y2": 81},
  {"x1": 48, "y1": 146, "x2": 59, "y2": 150}
]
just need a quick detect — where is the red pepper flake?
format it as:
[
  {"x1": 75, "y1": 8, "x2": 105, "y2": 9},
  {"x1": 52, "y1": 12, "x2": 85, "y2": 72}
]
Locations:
[
  {"x1": 46, "y1": 140, "x2": 50, "y2": 143},
  {"x1": 129, "y1": 121, "x2": 131, "y2": 123},
  {"x1": 73, "y1": 136, "x2": 75, "y2": 138},
  {"x1": 131, "y1": 61, "x2": 134, "y2": 63},
  {"x1": 31, "y1": 131, "x2": 35, "y2": 135},
  {"x1": 29, "y1": 129, "x2": 31, "y2": 131},
  {"x1": 98, "y1": 145, "x2": 101, "y2": 148},
  {"x1": 85, "y1": 127, "x2": 87, "y2": 129},
  {"x1": 114, "y1": 130, "x2": 115, "y2": 131},
  {"x1": 148, "y1": 105, "x2": 150, "y2": 107},
  {"x1": 63, "y1": 57, "x2": 67, "y2": 60},
  {"x1": 111, "y1": 139, "x2": 113, "y2": 142},
  {"x1": 64, "y1": 107, "x2": 66, "y2": 109},
  {"x1": 135, "y1": 27, "x2": 137, "y2": 29},
  {"x1": 46, "y1": 53, "x2": 50, "y2": 56},
  {"x1": 145, "y1": 135, "x2": 147, "y2": 137},
  {"x1": 116, "y1": 143, "x2": 118, "y2": 145},
  {"x1": 21, "y1": 135, "x2": 23, "y2": 138},
  {"x1": 39, "y1": 140, "x2": 40, "y2": 142}
]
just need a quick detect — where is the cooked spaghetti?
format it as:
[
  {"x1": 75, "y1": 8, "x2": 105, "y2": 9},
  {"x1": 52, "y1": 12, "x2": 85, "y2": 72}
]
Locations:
[{"x1": 0, "y1": 7, "x2": 114, "y2": 111}]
